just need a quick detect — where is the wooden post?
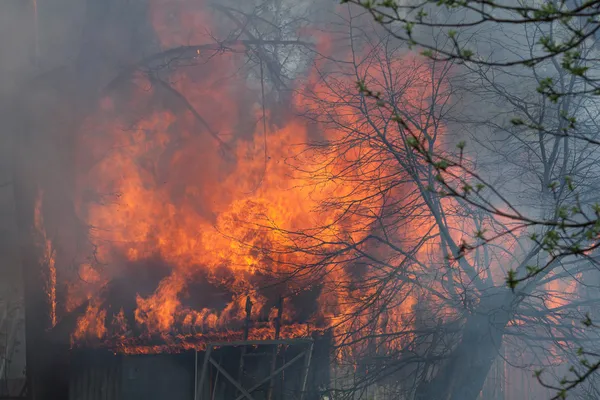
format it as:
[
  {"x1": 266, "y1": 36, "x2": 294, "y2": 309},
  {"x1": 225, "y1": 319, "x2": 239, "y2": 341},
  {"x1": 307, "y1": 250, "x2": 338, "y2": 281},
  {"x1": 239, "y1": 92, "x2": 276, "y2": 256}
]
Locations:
[
  {"x1": 236, "y1": 296, "x2": 253, "y2": 397},
  {"x1": 243, "y1": 295, "x2": 253, "y2": 341},
  {"x1": 197, "y1": 345, "x2": 213, "y2": 400},
  {"x1": 211, "y1": 355, "x2": 222, "y2": 400},
  {"x1": 299, "y1": 341, "x2": 314, "y2": 400},
  {"x1": 209, "y1": 358, "x2": 255, "y2": 400},
  {"x1": 267, "y1": 296, "x2": 283, "y2": 400},
  {"x1": 194, "y1": 350, "x2": 198, "y2": 400}
]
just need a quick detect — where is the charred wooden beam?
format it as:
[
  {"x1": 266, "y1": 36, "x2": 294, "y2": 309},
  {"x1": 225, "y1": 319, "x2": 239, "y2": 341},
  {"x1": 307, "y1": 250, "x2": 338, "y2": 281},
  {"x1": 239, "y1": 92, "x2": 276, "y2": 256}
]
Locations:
[
  {"x1": 196, "y1": 345, "x2": 212, "y2": 400},
  {"x1": 234, "y1": 350, "x2": 308, "y2": 400},
  {"x1": 210, "y1": 357, "x2": 256, "y2": 400},
  {"x1": 104, "y1": 39, "x2": 312, "y2": 92},
  {"x1": 236, "y1": 296, "x2": 253, "y2": 397},
  {"x1": 299, "y1": 341, "x2": 314, "y2": 400},
  {"x1": 243, "y1": 296, "x2": 253, "y2": 341},
  {"x1": 195, "y1": 338, "x2": 314, "y2": 400},
  {"x1": 198, "y1": 339, "x2": 313, "y2": 347}
]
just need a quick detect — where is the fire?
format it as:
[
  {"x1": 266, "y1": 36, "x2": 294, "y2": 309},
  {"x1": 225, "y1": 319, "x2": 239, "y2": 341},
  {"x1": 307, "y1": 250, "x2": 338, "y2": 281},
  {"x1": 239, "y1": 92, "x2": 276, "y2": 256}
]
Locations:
[
  {"x1": 41, "y1": 0, "x2": 460, "y2": 358},
  {"x1": 34, "y1": 190, "x2": 57, "y2": 328},
  {"x1": 22, "y1": 5, "x2": 585, "y2": 400},
  {"x1": 110, "y1": 323, "x2": 318, "y2": 355},
  {"x1": 74, "y1": 84, "x2": 383, "y2": 340},
  {"x1": 73, "y1": 300, "x2": 107, "y2": 344}
]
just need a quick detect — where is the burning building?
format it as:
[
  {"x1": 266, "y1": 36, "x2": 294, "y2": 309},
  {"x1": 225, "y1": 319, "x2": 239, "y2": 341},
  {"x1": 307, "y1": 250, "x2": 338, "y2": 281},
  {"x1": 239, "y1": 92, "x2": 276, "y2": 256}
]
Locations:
[
  {"x1": 28, "y1": 55, "x2": 335, "y2": 392},
  {"x1": 11, "y1": 1, "x2": 565, "y2": 400},
  {"x1": 13, "y1": 1, "x2": 378, "y2": 399}
]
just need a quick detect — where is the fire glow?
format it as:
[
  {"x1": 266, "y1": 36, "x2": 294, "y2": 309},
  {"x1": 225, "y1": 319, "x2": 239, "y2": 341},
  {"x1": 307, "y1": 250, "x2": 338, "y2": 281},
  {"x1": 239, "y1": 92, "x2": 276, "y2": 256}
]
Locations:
[
  {"x1": 33, "y1": 0, "x2": 460, "y2": 356},
  {"x1": 70, "y1": 74, "x2": 385, "y2": 350},
  {"x1": 34, "y1": 191, "x2": 57, "y2": 328}
]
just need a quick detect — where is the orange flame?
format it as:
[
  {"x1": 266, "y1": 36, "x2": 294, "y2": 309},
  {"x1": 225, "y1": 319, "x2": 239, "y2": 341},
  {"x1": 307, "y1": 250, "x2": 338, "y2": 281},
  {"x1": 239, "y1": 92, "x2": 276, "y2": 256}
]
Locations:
[
  {"x1": 55, "y1": 1, "x2": 459, "y2": 356},
  {"x1": 34, "y1": 190, "x2": 57, "y2": 328}
]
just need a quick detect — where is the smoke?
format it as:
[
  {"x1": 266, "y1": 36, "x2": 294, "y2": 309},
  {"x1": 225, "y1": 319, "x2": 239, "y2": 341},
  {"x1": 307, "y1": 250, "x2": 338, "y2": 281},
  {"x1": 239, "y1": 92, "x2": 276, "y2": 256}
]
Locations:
[
  {"x1": 408, "y1": 2, "x2": 600, "y2": 398},
  {"x1": 2, "y1": 0, "x2": 597, "y2": 399},
  {"x1": 0, "y1": 0, "x2": 42, "y2": 385}
]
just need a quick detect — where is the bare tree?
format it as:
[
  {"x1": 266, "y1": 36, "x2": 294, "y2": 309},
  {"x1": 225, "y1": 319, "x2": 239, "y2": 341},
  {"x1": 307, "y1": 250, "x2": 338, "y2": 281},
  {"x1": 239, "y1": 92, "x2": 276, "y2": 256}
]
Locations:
[
  {"x1": 263, "y1": 4, "x2": 600, "y2": 399},
  {"x1": 337, "y1": 0, "x2": 600, "y2": 398}
]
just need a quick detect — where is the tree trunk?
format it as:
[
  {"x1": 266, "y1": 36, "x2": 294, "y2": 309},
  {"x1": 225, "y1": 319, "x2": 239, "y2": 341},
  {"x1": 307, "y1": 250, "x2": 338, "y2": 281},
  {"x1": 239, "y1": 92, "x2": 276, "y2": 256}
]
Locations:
[{"x1": 416, "y1": 293, "x2": 512, "y2": 400}]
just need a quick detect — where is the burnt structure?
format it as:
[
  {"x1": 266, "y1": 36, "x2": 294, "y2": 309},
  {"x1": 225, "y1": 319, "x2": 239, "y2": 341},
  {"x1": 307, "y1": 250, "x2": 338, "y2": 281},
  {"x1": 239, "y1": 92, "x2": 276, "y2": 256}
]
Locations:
[
  {"x1": 47, "y1": 280, "x2": 331, "y2": 400},
  {"x1": 69, "y1": 337, "x2": 328, "y2": 400},
  {"x1": 46, "y1": 288, "x2": 330, "y2": 400}
]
